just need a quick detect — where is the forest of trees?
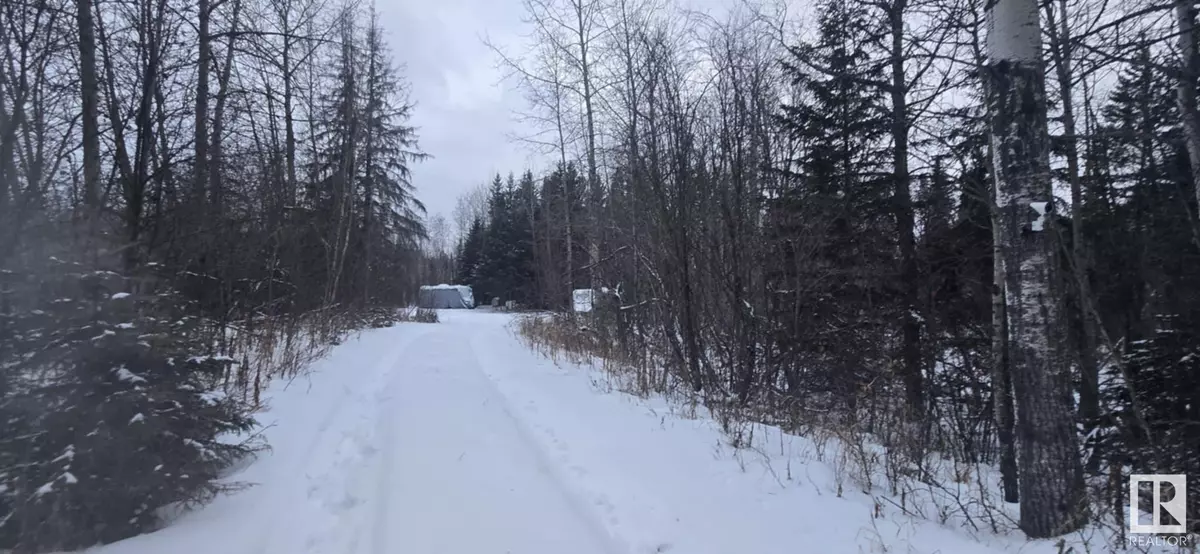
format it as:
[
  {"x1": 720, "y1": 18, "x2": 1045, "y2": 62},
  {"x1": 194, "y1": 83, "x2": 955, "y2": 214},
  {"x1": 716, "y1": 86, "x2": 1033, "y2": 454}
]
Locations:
[
  {"x1": 3, "y1": 0, "x2": 1198, "y2": 548},
  {"x1": 464, "y1": 0, "x2": 1200, "y2": 542},
  {"x1": 456, "y1": 169, "x2": 578, "y2": 307},
  {"x1": 0, "y1": 0, "x2": 432, "y2": 549}
]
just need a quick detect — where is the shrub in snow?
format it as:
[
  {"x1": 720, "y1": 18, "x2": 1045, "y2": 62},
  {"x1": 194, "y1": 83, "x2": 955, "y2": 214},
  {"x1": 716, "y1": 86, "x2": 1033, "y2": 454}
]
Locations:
[
  {"x1": 1092, "y1": 315, "x2": 1200, "y2": 533},
  {"x1": 399, "y1": 307, "x2": 439, "y2": 324},
  {"x1": 359, "y1": 306, "x2": 401, "y2": 328},
  {"x1": 414, "y1": 308, "x2": 439, "y2": 323},
  {"x1": 0, "y1": 259, "x2": 259, "y2": 552}
]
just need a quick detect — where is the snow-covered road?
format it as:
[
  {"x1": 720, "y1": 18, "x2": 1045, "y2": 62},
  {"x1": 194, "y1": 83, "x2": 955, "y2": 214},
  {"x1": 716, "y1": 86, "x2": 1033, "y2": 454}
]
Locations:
[
  {"x1": 88, "y1": 310, "x2": 1053, "y2": 554},
  {"x1": 361, "y1": 316, "x2": 619, "y2": 554}
]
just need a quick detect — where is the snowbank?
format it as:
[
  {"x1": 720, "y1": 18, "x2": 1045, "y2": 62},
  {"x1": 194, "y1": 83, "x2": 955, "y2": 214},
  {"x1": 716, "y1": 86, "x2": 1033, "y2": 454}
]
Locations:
[{"x1": 74, "y1": 312, "x2": 1138, "y2": 554}]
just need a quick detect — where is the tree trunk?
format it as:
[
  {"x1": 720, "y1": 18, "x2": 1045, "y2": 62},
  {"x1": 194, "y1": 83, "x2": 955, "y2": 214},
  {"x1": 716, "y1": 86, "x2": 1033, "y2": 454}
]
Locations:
[
  {"x1": 619, "y1": 0, "x2": 639, "y2": 318},
  {"x1": 556, "y1": 80, "x2": 573, "y2": 295},
  {"x1": 985, "y1": 0, "x2": 1085, "y2": 537},
  {"x1": 572, "y1": 0, "x2": 600, "y2": 286},
  {"x1": 1176, "y1": 0, "x2": 1200, "y2": 220},
  {"x1": 362, "y1": 16, "x2": 380, "y2": 306},
  {"x1": 195, "y1": 0, "x2": 210, "y2": 209},
  {"x1": 1045, "y1": 0, "x2": 1099, "y2": 467},
  {"x1": 209, "y1": 0, "x2": 243, "y2": 217},
  {"x1": 77, "y1": 0, "x2": 101, "y2": 228},
  {"x1": 0, "y1": 98, "x2": 9, "y2": 229},
  {"x1": 564, "y1": 158, "x2": 574, "y2": 293},
  {"x1": 122, "y1": 0, "x2": 166, "y2": 271},
  {"x1": 889, "y1": 0, "x2": 923, "y2": 420},
  {"x1": 362, "y1": 178, "x2": 373, "y2": 305},
  {"x1": 326, "y1": 13, "x2": 357, "y2": 306},
  {"x1": 281, "y1": 11, "x2": 297, "y2": 202},
  {"x1": 0, "y1": 126, "x2": 10, "y2": 241},
  {"x1": 992, "y1": 199, "x2": 1019, "y2": 503}
]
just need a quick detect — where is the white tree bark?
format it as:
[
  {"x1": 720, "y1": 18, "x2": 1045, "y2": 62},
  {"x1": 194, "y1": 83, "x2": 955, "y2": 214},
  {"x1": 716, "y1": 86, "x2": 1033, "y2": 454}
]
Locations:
[
  {"x1": 990, "y1": 189, "x2": 1019, "y2": 504},
  {"x1": 986, "y1": 0, "x2": 1085, "y2": 538}
]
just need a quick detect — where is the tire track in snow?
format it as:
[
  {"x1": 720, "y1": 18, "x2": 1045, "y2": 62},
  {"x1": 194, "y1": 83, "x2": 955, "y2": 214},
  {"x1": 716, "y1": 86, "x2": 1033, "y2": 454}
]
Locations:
[
  {"x1": 469, "y1": 318, "x2": 679, "y2": 554},
  {"x1": 251, "y1": 324, "x2": 434, "y2": 554},
  {"x1": 463, "y1": 324, "x2": 635, "y2": 554},
  {"x1": 370, "y1": 324, "x2": 622, "y2": 554},
  {"x1": 366, "y1": 376, "x2": 398, "y2": 554}
]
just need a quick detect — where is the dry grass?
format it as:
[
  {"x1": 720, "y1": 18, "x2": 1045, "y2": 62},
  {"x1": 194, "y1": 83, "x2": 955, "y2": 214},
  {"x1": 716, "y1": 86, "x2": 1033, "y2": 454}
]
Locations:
[
  {"x1": 212, "y1": 305, "x2": 437, "y2": 409},
  {"x1": 397, "y1": 307, "x2": 440, "y2": 323},
  {"x1": 511, "y1": 312, "x2": 1152, "y2": 552}
]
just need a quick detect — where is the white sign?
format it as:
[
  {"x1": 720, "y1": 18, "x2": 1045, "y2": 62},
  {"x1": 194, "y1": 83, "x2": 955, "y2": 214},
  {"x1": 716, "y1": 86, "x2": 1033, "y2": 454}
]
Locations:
[
  {"x1": 1130, "y1": 474, "x2": 1187, "y2": 534},
  {"x1": 1030, "y1": 201, "x2": 1048, "y2": 231},
  {"x1": 572, "y1": 289, "x2": 594, "y2": 313}
]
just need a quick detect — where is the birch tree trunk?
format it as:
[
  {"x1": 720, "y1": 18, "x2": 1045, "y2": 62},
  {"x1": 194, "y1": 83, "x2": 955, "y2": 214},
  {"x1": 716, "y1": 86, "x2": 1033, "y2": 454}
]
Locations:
[
  {"x1": 275, "y1": 0, "x2": 297, "y2": 201},
  {"x1": 991, "y1": 194, "x2": 1019, "y2": 504},
  {"x1": 327, "y1": 12, "x2": 358, "y2": 307},
  {"x1": 985, "y1": 0, "x2": 1085, "y2": 537}
]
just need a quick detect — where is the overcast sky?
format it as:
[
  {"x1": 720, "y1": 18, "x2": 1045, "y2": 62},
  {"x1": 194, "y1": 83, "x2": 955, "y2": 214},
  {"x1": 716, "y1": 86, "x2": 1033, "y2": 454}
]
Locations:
[
  {"x1": 375, "y1": 0, "x2": 750, "y2": 228},
  {"x1": 374, "y1": 0, "x2": 542, "y2": 226},
  {"x1": 375, "y1": 0, "x2": 830, "y2": 232},
  {"x1": 374, "y1": 0, "x2": 1120, "y2": 232}
]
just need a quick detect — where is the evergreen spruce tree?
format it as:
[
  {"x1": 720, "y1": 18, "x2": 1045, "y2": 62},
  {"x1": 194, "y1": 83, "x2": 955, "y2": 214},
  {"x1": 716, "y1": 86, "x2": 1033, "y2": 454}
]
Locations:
[
  {"x1": 0, "y1": 261, "x2": 258, "y2": 549},
  {"x1": 538, "y1": 163, "x2": 586, "y2": 307},
  {"x1": 1088, "y1": 55, "x2": 1200, "y2": 530},
  {"x1": 457, "y1": 218, "x2": 485, "y2": 287},
  {"x1": 770, "y1": 0, "x2": 893, "y2": 414},
  {"x1": 356, "y1": 7, "x2": 427, "y2": 304},
  {"x1": 516, "y1": 170, "x2": 541, "y2": 305},
  {"x1": 308, "y1": 9, "x2": 361, "y2": 307},
  {"x1": 474, "y1": 175, "x2": 508, "y2": 304},
  {"x1": 506, "y1": 172, "x2": 537, "y2": 305},
  {"x1": 467, "y1": 173, "x2": 538, "y2": 307},
  {"x1": 306, "y1": 7, "x2": 426, "y2": 306}
]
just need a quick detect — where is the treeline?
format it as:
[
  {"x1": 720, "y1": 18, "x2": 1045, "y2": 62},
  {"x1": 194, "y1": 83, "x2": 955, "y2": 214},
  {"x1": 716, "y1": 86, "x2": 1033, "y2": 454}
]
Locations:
[
  {"x1": 456, "y1": 169, "x2": 584, "y2": 307},
  {"x1": 0, "y1": 0, "x2": 428, "y2": 549},
  {"x1": 478, "y1": 0, "x2": 1200, "y2": 541}
]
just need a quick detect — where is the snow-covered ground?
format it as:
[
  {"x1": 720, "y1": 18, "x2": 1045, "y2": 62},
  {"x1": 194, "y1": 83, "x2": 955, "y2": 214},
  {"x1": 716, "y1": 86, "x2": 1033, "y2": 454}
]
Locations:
[{"x1": 82, "y1": 310, "x2": 1087, "y2": 554}]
